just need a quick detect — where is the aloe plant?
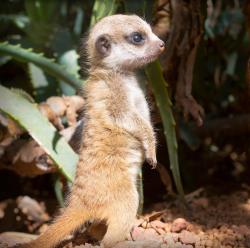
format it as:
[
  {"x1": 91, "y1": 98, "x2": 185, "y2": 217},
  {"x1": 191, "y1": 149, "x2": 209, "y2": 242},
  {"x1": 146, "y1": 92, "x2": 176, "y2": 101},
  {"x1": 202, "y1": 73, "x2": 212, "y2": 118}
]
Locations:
[
  {"x1": 24, "y1": 0, "x2": 60, "y2": 51},
  {"x1": 146, "y1": 61, "x2": 185, "y2": 200},
  {"x1": 0, "y1": 85, "x2": 78, "y2": 181},
  {"x1": 90, "y1": 0, "x2": 118, "y2": 26},
  {"x1": 0, "y1": 0, "x2": 184, "y2": 207},
  {"x1": 0, "y1": 42, "x2": 82, "y2": 89}
]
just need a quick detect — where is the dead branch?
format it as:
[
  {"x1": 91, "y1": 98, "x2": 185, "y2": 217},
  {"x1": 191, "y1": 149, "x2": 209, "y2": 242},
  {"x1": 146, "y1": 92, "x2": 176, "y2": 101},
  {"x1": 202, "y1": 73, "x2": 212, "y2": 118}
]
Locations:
[
  {"x1": 152, "y1": 0, "x2": 171, "y2": 40},
  {"x1": 162, "y1": 0, "x2": 205, "y2": 126},
  {"x1": 193, "y1": 114, "x2": 250, "y2": 138},
  {"x1": 156, "y1": 162, "x2": 174, "y2": 195}
]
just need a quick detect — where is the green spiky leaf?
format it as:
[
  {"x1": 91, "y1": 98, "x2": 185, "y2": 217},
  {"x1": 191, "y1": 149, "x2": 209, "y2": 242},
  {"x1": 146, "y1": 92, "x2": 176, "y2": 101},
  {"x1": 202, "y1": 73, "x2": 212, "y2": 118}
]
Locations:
[
  {"x1": 58, "y1": 50, "x2": 80, "y2": 95},
  {"x1": 0, "y1": 84, "x2": 78, "y2": 181},
  {"x1": 24, "y1": 0, "x2": 60, "y2": 50},
  {"x1": 10, "y1": 88, "x2": 35, "y2": 103},
  {"x1": 0, "y1": 42, "x2": 82, "y2": 89},
  {"x1": 28, "y1": 62, "x2": 51, "y2": 101},
  {"x1": 146, "y1": 61, "x2": 185, "y2": 200},
  {"x1": 90, "y1": 0, "x2": 118, "y2": 26}
]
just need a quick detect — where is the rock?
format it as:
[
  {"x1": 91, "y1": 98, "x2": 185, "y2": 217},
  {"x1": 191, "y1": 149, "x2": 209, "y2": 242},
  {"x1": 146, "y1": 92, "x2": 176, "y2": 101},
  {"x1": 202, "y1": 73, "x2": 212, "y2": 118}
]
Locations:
[
  {"x1": 179, "y1": 231, "x2": 199, "y2": 245},
  {"x1": 156, "y1": 228, "x2": 166, "y2": 235},
  {"x1": 77, "y1": 244, "x2": 100, "y2": 248},
  {"x1": 0, "y1": 232, "x2": 37, "y2": 246},
  {"x1": 171, "y1": 218, "x2": 188, "y2": 233},
  {"x1": 134, "y1": 218, "x2": 145, "y2": 227},
  {"x1": 74, "y1": 244, "x2": 99, "y2": 248},
  {"x1": 232, "y1": 225, "x2": 250, "y2": 236},
  {"x1": 150, "y1": 220, "x2": 167, "y2": 230},
  {"x1": 162, "y1": 233, "x2": 175, "y2": 246},
  {"x1": 193, "y1": 198, "x2": 209, "y2": 208},
  {"x1": 113, "y1": 240, "x2": 162, "y2": 248},
  {"x1": 175, "y1": 242, "x2": 192, "y2": 248},
  {"x1": 17, "y1": 196, "x2": 49, "y2": 223},
  {"x1": 131, "y1": 227, "x2": 160, "y2": 242}
]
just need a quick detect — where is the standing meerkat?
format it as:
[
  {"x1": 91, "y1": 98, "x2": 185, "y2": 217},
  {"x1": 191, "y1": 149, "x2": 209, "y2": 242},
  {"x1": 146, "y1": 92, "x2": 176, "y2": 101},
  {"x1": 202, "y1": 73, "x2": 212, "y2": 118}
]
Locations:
[{"x1": 14, "y1": 14, "x2": 165, "y2": 248}]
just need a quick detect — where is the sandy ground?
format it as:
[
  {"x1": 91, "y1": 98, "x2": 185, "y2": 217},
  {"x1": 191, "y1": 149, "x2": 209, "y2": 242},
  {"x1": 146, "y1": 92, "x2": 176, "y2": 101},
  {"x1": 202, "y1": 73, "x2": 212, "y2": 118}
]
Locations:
[{"x1": 0, "y1": 186, "x2": 250, "y2": 248}]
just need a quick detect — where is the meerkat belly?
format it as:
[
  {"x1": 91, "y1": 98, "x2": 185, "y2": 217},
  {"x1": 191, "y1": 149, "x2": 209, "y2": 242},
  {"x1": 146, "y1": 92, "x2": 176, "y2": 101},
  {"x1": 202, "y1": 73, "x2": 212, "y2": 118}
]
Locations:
[
  {"x1": 75, "y1": 136, "x2": 141, "y2": 206},
  {"x1": 81, "y1": 120, "x2": 143, "y2": 155},
  {"x1": 79, "y1": 125, "x2": 144, "y2": 188}
]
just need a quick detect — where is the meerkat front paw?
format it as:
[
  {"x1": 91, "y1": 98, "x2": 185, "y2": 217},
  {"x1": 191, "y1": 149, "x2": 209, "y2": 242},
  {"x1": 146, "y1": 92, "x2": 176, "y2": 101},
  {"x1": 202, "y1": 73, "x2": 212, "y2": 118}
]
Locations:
[
  {"x1": 146, "y1": 157, "x2": 157, "y2": 169},
  {"x1": 145, "y1": 148, "x2": 157, "y2": 169}
]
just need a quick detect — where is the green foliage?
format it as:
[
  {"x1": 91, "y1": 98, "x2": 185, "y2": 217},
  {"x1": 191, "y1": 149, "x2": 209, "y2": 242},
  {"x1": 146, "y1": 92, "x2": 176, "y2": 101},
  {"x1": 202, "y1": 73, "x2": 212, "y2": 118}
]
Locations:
[
  {"x1": 0, "y1": 0, "x2": 185, "y2": 203},
  {"x1": 0, "y1": 42, "x2": 82, "y2": 89},
  {"x1": 0, "y1": 0, "x2": 249, "y2": 209},
  {"x1": 0, "y1": 14, "x2": 29, "y2": 32},
  {"x1": 24, "y1": 0, "x2": 60, "y2": 50},
  {"x1": 0, "y1": 85, "x2": 78, "y2": 181},
  {"x1": 28, "y1": 63, "x2": 50, "y2": 101},
  {"x1": 10, "y1": 87, "x2": 35, "y2": 103},
  {"x1": 146, "y1": 61, "x2": 185, "y2": 200},
  {"x1": 54, "y1": 175, "x2": 65, "y2": 207},
  {"x1": 58, "y1": 50, "x2": 81, "y2": 95},
  {"x1": 90, "y1": 0, "x2": 118, "y2": 26}
]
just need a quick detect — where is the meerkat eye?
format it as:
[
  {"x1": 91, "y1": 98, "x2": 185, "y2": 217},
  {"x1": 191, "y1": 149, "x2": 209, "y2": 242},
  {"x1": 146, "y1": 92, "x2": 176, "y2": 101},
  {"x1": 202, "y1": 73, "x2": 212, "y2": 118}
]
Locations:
[
  {"x1": 132, "y1": 32, "x2": 143, "y2": 43},
  {"x1": 127, "y1": 32, "x2": 145, "y2": 45}
]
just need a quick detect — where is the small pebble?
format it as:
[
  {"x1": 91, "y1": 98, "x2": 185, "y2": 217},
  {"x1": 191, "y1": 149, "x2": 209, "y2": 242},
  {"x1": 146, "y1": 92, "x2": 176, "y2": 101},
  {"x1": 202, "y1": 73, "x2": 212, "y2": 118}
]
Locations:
[{"x1": 171, "y1": 218, "x2": 188, "y2": 233}]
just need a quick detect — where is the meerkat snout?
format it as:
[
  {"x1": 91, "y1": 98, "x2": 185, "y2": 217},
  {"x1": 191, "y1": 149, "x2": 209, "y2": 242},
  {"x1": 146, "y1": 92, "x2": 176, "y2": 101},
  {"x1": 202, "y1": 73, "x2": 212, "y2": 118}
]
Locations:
[
  {"x1": 150, "y1": 39, "x2": 165, "y2": 55},
  {"x1": 86, "y1": 14, "x2": 165, "y2": 70}
]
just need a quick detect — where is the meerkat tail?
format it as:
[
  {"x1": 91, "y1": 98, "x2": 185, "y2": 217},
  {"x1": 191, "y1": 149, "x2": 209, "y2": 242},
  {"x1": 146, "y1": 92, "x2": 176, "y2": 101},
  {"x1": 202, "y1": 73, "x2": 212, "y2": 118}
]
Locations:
[{"x1": 21, "y1": 207, "x2": 89, "y2": 248}]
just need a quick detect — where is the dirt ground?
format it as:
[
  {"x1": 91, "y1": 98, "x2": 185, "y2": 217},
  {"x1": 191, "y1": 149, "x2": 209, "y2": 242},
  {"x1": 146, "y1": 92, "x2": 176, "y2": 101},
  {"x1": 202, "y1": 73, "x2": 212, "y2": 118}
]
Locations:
[{"x1": 0, "y1": 184, "x2": 250, "y2": 248}]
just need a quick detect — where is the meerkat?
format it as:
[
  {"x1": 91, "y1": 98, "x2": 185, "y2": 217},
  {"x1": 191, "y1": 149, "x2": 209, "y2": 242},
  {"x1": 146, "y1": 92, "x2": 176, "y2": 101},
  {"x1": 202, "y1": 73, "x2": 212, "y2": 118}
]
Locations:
[{"x1": 14, "y1": 14, "x2": 165, "y2": 248}]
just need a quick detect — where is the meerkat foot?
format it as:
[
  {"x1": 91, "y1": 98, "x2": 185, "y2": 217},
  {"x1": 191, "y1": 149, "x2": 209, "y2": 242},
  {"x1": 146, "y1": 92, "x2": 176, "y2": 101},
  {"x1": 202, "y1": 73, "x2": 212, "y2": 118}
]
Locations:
[{"x1": 101, "y1": 205, "x2": 137, "y2": 248}]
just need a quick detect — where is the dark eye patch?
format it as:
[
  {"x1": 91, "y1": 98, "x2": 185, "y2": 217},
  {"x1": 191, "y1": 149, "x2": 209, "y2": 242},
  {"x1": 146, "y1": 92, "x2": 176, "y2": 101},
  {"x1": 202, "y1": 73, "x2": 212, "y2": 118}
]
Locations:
[{"x1": 126, "y1": 32, "x2": 146, "y2": 45}]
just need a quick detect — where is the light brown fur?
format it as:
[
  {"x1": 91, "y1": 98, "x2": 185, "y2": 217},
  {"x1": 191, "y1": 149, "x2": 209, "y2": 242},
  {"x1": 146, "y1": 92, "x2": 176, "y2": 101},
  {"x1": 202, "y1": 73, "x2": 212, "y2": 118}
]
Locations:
[{"x1": 14, "y1": 14, "x2": 164, "y2": 248}]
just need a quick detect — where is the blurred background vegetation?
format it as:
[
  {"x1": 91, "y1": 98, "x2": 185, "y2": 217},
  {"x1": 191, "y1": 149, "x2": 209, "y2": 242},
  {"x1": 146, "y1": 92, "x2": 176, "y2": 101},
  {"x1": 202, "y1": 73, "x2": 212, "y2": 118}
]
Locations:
[{"x1": 0, "y1": 0, "x2": 250, "y2": 232}]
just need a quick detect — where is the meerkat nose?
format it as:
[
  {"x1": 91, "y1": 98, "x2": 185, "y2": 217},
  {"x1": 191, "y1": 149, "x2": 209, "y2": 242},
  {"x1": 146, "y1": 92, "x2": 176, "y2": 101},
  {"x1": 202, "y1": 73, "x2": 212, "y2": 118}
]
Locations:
[{"x1": 159, "y1": 41, "x2": 165, "y2": 51}]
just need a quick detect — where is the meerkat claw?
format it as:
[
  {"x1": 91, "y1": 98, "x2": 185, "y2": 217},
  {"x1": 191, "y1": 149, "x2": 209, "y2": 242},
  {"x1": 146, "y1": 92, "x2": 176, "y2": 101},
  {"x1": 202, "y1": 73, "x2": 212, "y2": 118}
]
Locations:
[{"x1": 146, "y1": 158, "x2": 157, "y2": 169}]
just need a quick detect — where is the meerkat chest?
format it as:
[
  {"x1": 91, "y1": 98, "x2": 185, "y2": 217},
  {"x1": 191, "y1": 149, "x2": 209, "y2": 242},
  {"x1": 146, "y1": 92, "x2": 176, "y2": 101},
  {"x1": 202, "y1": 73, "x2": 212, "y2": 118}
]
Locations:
[{"x1": 123, "y1": 77, "x2": 150, "y2": 122}]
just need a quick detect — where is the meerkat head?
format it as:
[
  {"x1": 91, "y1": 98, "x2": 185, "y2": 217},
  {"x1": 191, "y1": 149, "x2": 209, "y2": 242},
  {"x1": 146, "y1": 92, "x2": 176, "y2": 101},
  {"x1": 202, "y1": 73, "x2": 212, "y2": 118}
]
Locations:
[{"x1": 86, "y1": 14, "x2": 165, "y2": 71}]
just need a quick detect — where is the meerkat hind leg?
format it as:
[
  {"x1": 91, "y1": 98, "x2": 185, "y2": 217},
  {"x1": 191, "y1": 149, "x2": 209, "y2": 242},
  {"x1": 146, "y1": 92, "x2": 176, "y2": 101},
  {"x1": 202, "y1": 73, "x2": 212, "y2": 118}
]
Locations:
[
  {"x1": 101, "y1": 204, "x2": 137, "y2": 248},
  {"x1": 101, "y1": 217, "x2": 134, "y2": 248}
]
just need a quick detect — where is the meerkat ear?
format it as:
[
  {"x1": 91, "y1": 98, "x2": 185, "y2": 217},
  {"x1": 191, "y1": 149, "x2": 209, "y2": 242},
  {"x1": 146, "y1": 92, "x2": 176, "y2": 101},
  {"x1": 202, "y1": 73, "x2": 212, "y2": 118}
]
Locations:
[{"x1": 95, "y1": 34, "x2": 111, "y2": 56}]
